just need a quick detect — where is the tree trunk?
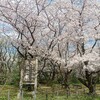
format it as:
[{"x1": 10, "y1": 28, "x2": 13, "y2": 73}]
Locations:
[
  {"x1": 86, "y1": 71, "x2": 96, "y2": 95},
  {"x1": 78, "y1": 77, "x2": 96, "y2": 95},
  {"x1": 88, "y1": 85, "x2": 96, "y2": 95}
]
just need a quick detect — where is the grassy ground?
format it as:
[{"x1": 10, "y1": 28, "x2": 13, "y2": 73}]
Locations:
[{"x1": 0, "y1": 84, "x2": 100, "y2": 100}]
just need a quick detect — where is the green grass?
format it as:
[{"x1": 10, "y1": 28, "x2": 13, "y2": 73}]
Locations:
[
  {"x1": 0, "y1": 85, "x2": 100, "y2": 100},
  {"x1": 0, "y1": 95, "x2": 100, "y2": 100}
]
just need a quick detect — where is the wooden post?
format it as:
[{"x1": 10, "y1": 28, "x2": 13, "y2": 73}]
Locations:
[
  {"x1": 34, "y1": 57, "x2": 38, "y2": 92},
  {"x1": 7, "y1": 90, "x2": 10, "y2": 100},
  {"x1": 17, "y1": 59, "x2": 24, "y2": 100},
  {"x1": 32, "y1": 91, "x2": 36, "y2": 100},
  {"x1": 46, "y1": 91, "x2": 48, "y2": 100},
  {"x1": 32, "y1": 57, "x2": 38, "y2": 100},
  {"x1": 21, "y1": 90, "x2": 23, "y2": 100},
  {"x1": 19, "y1": 67, "x2": 24, "y2": 100}
]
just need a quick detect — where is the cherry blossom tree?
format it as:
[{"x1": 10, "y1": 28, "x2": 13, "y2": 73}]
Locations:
[
  {"x1": 0, "y1": 0, "x2": 52, "y2": 59},
  {"x1": 0, "y1": 0, "x2": 100, "y2": 95},
  {"x1": 66, "y1": 0, "x2": 100, "y2": 95},
  {"x1": 41, "y1": 0, "x2": 100, "y2": 95},
  {"x1": 0, "y1": 34, "x2": 18, "y2": 85}
]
